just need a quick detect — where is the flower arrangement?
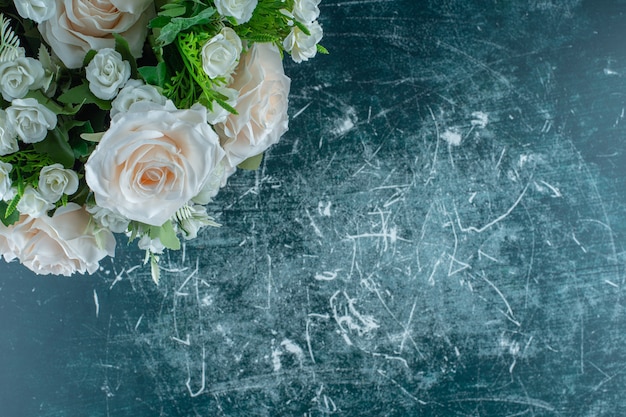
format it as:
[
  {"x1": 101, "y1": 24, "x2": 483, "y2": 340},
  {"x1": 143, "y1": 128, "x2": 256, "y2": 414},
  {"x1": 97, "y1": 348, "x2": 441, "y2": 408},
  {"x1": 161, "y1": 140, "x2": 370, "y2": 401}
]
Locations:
[{"x1": 0, "y1": 0, "x2": 325, "y2": 282}]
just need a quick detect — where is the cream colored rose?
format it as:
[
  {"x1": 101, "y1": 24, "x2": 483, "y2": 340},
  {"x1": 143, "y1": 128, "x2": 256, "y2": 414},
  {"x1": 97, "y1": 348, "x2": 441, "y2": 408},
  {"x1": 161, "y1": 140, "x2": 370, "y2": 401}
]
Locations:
[
  {"x1": 110, "y1": 79, "x2": 167, "y2": 118},
  {"x1": 215, "y1": 43, "x2": 291, "y2": 168},
  {"x1": 85, "y1": 101, "x2": 225, "y2": 226},
  {"x1": 17, "y1": 186, "x2": 54, "y2": 218},
  {"x1": 0, "y1": 57, "x2": 45, "y2": 101},
  {"x1": 38, "y1": 0, "x2": 154, "y2": 69},
  {"x1": 0, "y1": 203, "x2": 116, "y2": 275},
  {"x1": 0, "y1": 162, "x2": 13, "y2": 200}
]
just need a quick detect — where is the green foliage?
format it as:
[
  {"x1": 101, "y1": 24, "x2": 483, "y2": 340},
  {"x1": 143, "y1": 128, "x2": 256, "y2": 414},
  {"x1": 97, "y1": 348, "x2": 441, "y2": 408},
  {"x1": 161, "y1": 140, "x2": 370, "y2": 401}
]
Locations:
[
  {"x1": 0, "y1": 13, "x2": 21, "y2": 62},
  {"x1": 58, "y1": 83, "x2": 112, "y2": 110},
  {"x1": 238, "y1": 153, "x2": 264, "y2": 170},
  {"x1": 155, "y1": 7, "x2": 217, "y2": 46},
  {"x1": 113, "y1": 33, "x2": 139, "y2": 78},
  {"x1": 0, "y1": 200, "x2": 19, "y2": 226}
]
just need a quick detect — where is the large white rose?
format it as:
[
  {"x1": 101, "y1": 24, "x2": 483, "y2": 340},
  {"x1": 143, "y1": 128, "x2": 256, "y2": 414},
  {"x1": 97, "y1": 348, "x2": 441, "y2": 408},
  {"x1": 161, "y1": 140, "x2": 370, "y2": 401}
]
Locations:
[
  {"x1": 38, "y1": 0, "x2": 154, "y2": 69},
  {"x1": 85, "y1": 48, "x2": 131, "y2": 100},
  {"x1": 201, "y1": 27, "x2": 243, "y2": 79},
  {"x1": 283, "y1": 21, "x2": 323, "y2": 63},
  {"x1": 14, "y1": 0, "x2": 57, "y2": 23},
  {"x1": 215, "y1": 43, "x2": 291, "y2": 168},
  {"x1": 38, "y1": 163, "x2": 79, "y2": 203},
  {"x1": 214, "y1": 0, "x2": 258, "y2": 24},
  {"x1": 85, "y1": 101, "x2": 225, "y2": 226},
  {"x1": 0, "y1": 57, "x2": 45, "y2": 101},
  {"x1": 110, "y1": 79, "x2": 167, "y2": 118},
  {"x1": 293, "y1": 0, "x2": 321, "y2": 23},
  {"x1": 0, "y1": 110, "x2": 18, "y2": 156},
  {"x1": 6, "y1": 98, "x2": 57, "y2": 143},
  {"x1": 0, "y1": 203, "x2": 116, "y2": 275}
]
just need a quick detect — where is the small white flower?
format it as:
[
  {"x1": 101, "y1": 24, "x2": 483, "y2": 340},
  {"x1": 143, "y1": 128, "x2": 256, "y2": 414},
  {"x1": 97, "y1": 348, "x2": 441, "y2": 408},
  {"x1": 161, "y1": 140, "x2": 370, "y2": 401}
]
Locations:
[
  {"x1": 87, "y1": 205, "x2": 130, "y2": 233},
  {"x1": 283, "y1": 21, "x2": 323, "y2": 63},
  {"x1": 201, "y1": 27, "x2": 243, "y2": 79},
  {"x1": 14, "y1": 0, "x2": 57, "y2": 23},
  {"x1": 0, "y1": 57, "x2": 45, "y2": 101},
  {"x1": 7, "y1": 98, "x2": 57, "y2": 143},
  {"x1": 85, "y1": 48, "x2": 131, "y2": 100},
  {"x1": 38, "y1": 164, "x2": 79, "y2": 204},
  {"x1": 17, "y1": 186, "x2": 53, "y2": 218},
  {"x1": 0, "y1": 162, "x2": 13, "y2": 200},
  {"x1": 0, "y1": 109, "x2": 18, "y2": 156},
  {"x1": 206, "y1": 86, "x2": 238, "y2": 125},
  {"x1": 214, "y1": 0, "x2": 258, "y2": 24},
  {"x1": 293, "y1": 0, "x2": 321, "y2": 24},
  {"x1": 137, "y1": 234, "x2": 165, "y2": 254},
  {"x1": 110, "y1": 79, "x2": 167, "y2": 118}
]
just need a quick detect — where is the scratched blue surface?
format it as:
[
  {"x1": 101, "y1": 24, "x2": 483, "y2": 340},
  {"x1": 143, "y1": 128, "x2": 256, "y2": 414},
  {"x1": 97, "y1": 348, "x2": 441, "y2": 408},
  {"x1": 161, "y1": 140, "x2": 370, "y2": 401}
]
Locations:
[{"x1": 1, "y1": 1, "x2": 626, "y2": 416}]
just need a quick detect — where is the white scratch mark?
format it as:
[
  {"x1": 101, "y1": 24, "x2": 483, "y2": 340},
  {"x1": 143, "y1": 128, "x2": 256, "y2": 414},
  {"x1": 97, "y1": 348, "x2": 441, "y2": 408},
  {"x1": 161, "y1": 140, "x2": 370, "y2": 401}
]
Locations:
[
  {"x1": 93, "y1": 289, "x2": 99, "y2": 318},
  {"x1": 377, "y1": 370, "x2": 427, "y2": 405},
  {"x1": 306, "y1": 208, "x2": 324, "y2": 238},
  {"x1": 471, "y1": 111, "x2": 489, "y2": 128},
  {"x1": 456, "y1": 183, "x2": 530, "y2": 233},
  {"x1": 185, "y1": 346, "x2": 206, "y2": 397},
  {"x1": 535, "y1": 180, "x2": 562, "y2": 197},
  {"x1": 134, "y1": 314, "x2": 143, "y2": 331},
  {"x1": 292, "y1": 102, "x2": 312, "y2": 119},
  {"x1": 572, "y1": 233, "x2": 587, "y2": 253},
  {"x1": 604, "y1": 280, "x2": 619, "y2": 288},
  {"x1": 315, "y1": 270, "x2": 339, "y2": 281},
  {"x1": 481, "y1": 273, "x2": 520, "y2": 327},
  {"x1": 172, "y1": 334, "x2": 191, "y2": 346}
]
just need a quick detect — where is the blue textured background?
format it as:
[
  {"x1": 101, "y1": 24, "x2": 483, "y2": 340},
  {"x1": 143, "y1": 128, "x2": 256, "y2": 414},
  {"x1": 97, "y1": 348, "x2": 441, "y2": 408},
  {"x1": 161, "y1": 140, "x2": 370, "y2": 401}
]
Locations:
[{"x1": 2, "y1": 1, "x2": 626, "y2": 416}]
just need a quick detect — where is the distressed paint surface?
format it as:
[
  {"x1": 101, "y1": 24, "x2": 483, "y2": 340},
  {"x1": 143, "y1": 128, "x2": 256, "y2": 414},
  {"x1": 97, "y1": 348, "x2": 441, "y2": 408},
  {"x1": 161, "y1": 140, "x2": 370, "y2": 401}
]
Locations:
[{"x1": 1, "y1": 1, "x2": 626, "y2": 416}]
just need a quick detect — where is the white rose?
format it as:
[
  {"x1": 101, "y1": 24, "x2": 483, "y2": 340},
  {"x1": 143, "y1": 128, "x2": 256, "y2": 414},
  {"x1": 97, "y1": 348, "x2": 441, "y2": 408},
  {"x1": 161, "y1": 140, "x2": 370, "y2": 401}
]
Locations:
[
  {"x1": 0, "y1": 110, "x2": 18, "y2": 156},
  {"x1": 110, "y1": 79, "x2": 167, "y2": 118},
  {"x1": 201, "y1": 27, "x2": 243, "y2": 79},
  {"x1": 14, "y1": 0, "x2": 57, "y2": 23},
  {"x1": 293, "y1": 0, "x2": 321, "y2": 23},
  {"x1": 86, "y1": 48, "x2": 131, "y2": 100},
  {"x1": 283, "y1": 21, "x2": 323, "y2": 63},
  {"x1": 85, "y1": 101, "x2": 226, "y2": 226},
  {"x1": 0, "y1": 162, "x2": 13, "y2": 200},
  {"x1": 0, "y1": 203, "x2": 116, "y2": 275},
  {"x1": 206, "y1": 86, "x2": 238, "y2": 125},
  {"x1": 38, "y1": 0, "x2": 154, "y2": 69},
  {"x1": 0, "y1": 57, "x2": 45, "y2": 101},
  {"x1": 214, "y1": 0, "x2": 258, "y2": 24},
  {"x1": 6, "y1": 98, "x2": 57, "y2": 143},
  {"x1": 16, "y1": 186, "x2": 54, "y2": 218},
  {"x1": 38, "y1": 164, "x2": 79, "y2": 203},
  {"x1": 215, "y1": 43, "x2": 291, "y2": 168},
  {"x1": 86, "y1": 205, "x2": 130, "y2": 233}
]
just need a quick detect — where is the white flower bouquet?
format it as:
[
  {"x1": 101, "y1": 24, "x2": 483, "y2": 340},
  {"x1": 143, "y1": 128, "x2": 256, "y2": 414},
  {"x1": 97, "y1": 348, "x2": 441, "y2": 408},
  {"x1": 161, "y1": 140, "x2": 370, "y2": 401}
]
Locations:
[{"x1": 0, "y1": 0, "x2": 325, "y2": 282}]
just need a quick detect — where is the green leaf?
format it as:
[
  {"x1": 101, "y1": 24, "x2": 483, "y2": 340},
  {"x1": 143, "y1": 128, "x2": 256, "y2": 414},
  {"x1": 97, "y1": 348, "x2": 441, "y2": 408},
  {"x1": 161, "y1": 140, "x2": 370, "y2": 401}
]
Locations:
[
  {"x1": 139, "y1": 61, "x2": 168, "y2": 87},
  {"x1": 80, "y1": 132, "x2": 104, "y2": 143},
  {"x1": 4, "y1": 193, "x2": 20, "y2": 220},
  {"x1": 150, "y1": 253, "x2": 160, "y2": 285},
  {"x1": 58, "y1": 83, "x2": 111, "y2": 110},
  {"x1": 237, "y1": 153, "x2": 264, "y2": 170},
  {"x1": 156, "y1": 7, "x2": 216, "y2": 46},
  {"x1": 316, "y1": 44, "x2": 329, "y2": 54},
  {"x1": 83, "y1": 49, "x2": 97, "y2": 67},
  {"x1": 0, "y1": 200, "x2": 19, "y2": 226},
  {"x1": 33, "y1": 128, "x2": 75, "y2": 168},
  {"x1": 148, "y1": 15, "x2": 171, "y2": 29},
  {"x1": 159, "y1": 220, "x2": 181, "y2": 250},
  {"x1": 113, "y1": 33, "x2": 139, "y2": 78},
  {"x1": 25, "y1": 90, "x2": 64, "y2": 114},
  {"x1": 159, "y1": 4, "x2": 186, "y2": 17}
]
